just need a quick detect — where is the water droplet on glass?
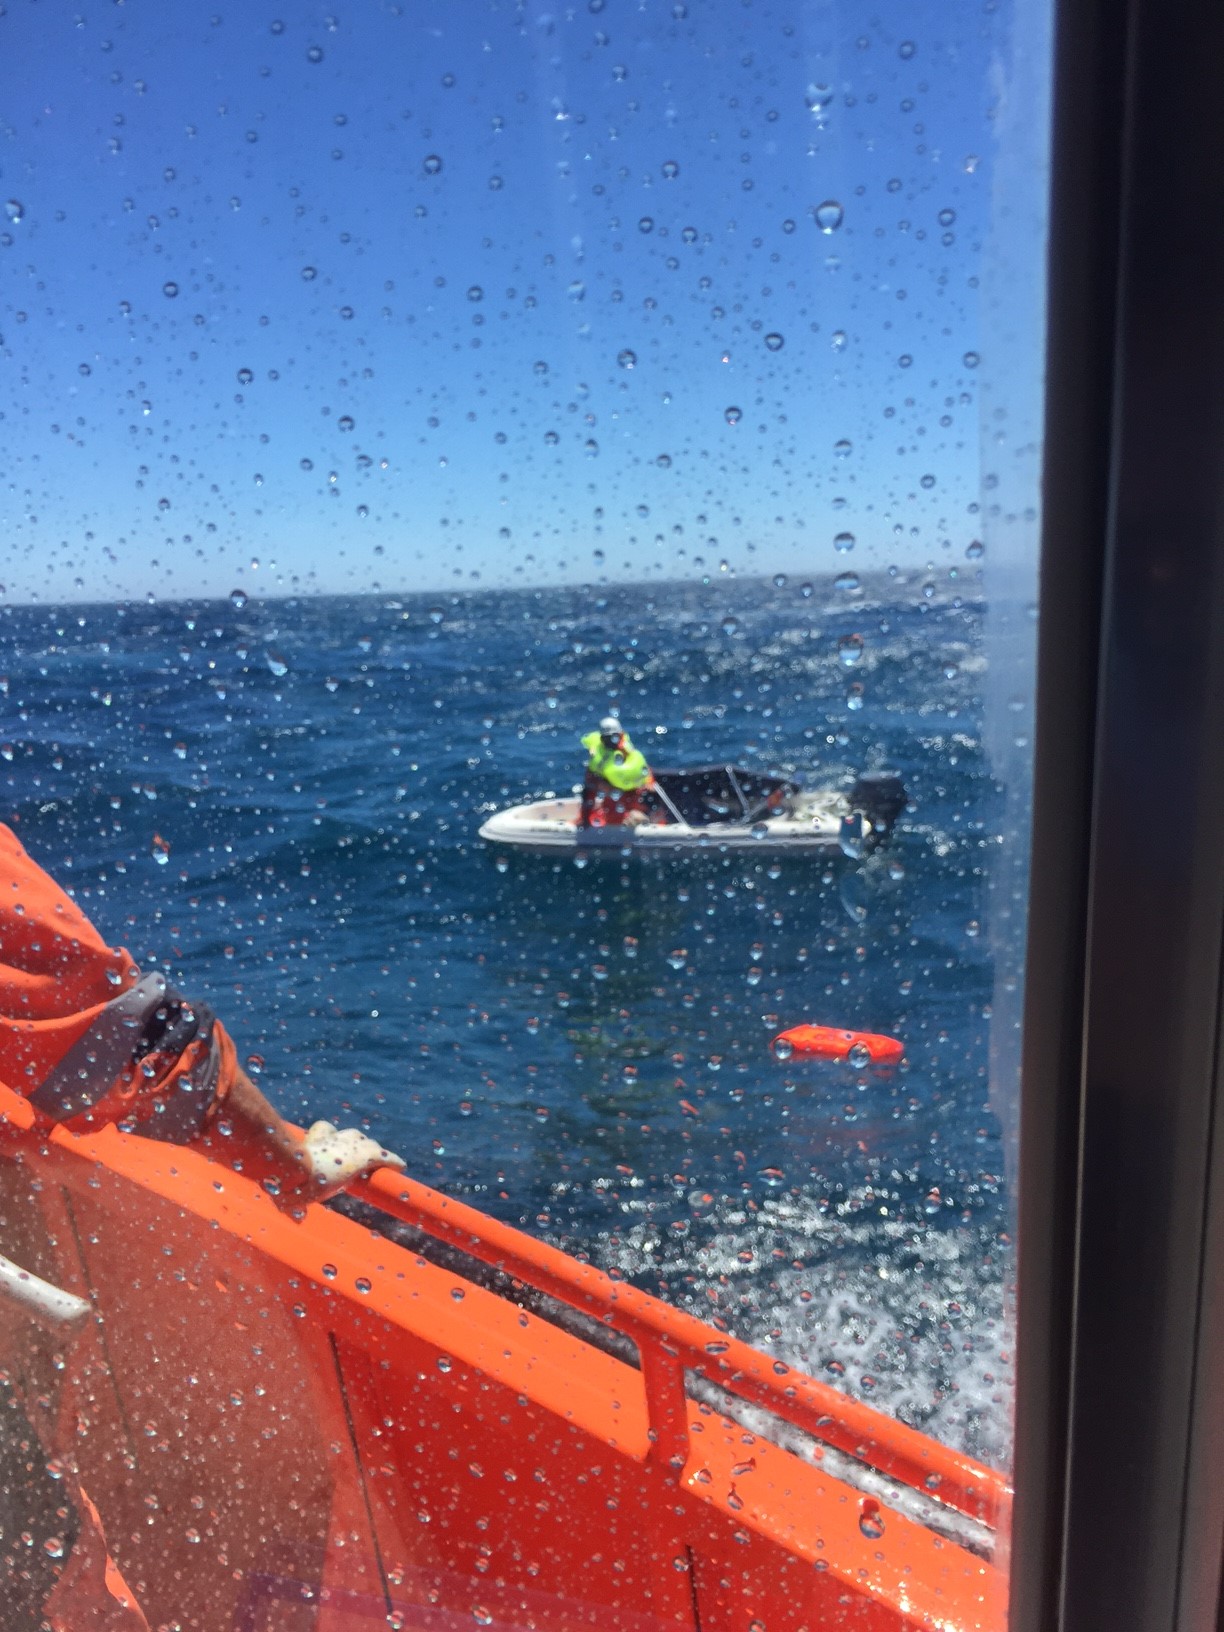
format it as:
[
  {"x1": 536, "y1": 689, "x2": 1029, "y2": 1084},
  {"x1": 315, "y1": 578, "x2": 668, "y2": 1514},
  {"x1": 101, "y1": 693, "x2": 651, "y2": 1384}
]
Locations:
[
  {"x1": 773, "y1": 1037, "x2": 793, "y2": 1061},
  {"x1": 834, "y1": 531, "x2": 856, "y2": 553},
  {"x1": 638, "y1": 216, "x2": 654, "y2": 233},
  {"x1": 721, "y1": 615, "x2": 738, "y2": 636},
  {"x1": 266, "y1": 651, "x2": 289, "y2": 679},
  {"x1": 617, "y1": 349, "x2": 637, "y2": 369},
  {"x1": 814, "y1": 200, "x2": 844, "y2": 233},
  {"x1": 423, "y1": 153, "x2": 443, "y2": 176},
  {"x1": 845, "y1": 683, "x2": 865, "y2": 712},
  {"x1": 4, "y1": 200, "x2": 24, "y2": 224},
  {"x1": 847, "y1": 1042, "x2": 871, "y2": 1069},
  {"x1": 859, "y1": 1499, "x2": 885, "y2": 1540},
  {"x1": 966, "y1": 538, "x2": 985, "y2": 559},
  {"x1": 162, "y1": 281, "x2": 179, "y2": 298},
  {"x1": 437, "y1": 1355, "x2": 453, "y2": 1373},
  {"x1": 472, "y1": 1610, "x2": 493, "y2": 1628},
  {"x1": 237, "y1": 367, "x2": 254, "y2": 385},
  {"x1": 321, "y1": 1263, "x2": 338, "y2": 1280},
  {"x1": 834, "y1": 571, "x2": 860, "y2": 592},
  {"x1": 467, "y1": 285, "x2": 483, "y2": 303},
  {"x1": 229, "y1": 589, "x2": 248, "y2": 610},
  {"x1": 833, "y1": 438, "x2": 852, "y2": 458},
  {"x1": 428, "y1": 607, "x2": 444, "y2": 625},
  {"x1": 338, "y1": 415, "x2": 355, "y2": 432},
  {"x1": 42, "y1": 1536, "x2": 65, "y2": 1558},
  {"x1": 899, "y1": 39, "x2": 916, "y2": 57},
  {"x1": 661, "y1": 159, "x2": 679, "y2": 180},
  {"x1": 306, "y1": 44, "x2": 324, "y2": 63},
  {"x1": 963, "y1": 350, "x2": 980, "y2": 369},
  {"x1": 764, "y1": 332, "x2": 784, "y2": 351},
  {"x1": 724, "y1": 406, "x2": 742, "y2": 425},
  {"x1": 568, "y1": 280, "x2": 586, "y2": 301},
  {"x1": 838, "y1": 633, "x2": 864, "y2": 667},
  {"x1": 667, "y1": 948, "x2": 688, "y2": 971},
  {"x1": 681, "y1": 225, "x2": 698, "y2": 244}
]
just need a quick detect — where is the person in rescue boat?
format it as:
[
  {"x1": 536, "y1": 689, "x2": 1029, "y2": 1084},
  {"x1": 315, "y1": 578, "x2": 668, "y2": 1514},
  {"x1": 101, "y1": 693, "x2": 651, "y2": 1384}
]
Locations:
[
  {"x1": 0, "y1": 822, "x2": 404, "y2": 1205},
  {"x1": 579, "y1": 716, "x2": 653, "y2": 826}
]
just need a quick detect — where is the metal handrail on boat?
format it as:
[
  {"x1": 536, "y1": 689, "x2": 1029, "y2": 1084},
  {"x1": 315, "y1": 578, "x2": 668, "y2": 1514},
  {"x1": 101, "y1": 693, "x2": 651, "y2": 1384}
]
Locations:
[{"x1": 357, "y1": 1166, "x2": 1010, "y2": 1531}]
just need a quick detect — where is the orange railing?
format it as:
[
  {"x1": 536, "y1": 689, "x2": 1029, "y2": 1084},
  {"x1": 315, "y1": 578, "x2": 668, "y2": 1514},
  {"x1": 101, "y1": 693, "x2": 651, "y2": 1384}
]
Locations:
[{"x1": 356, "y1": 1167, "x2": 1011, "y2": 1531}]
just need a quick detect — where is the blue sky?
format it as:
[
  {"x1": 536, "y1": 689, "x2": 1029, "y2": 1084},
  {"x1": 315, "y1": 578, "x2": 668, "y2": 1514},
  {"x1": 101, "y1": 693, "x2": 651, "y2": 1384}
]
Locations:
[{"x1": 0, "y1": 0, "x2": 1044, "y2": 603}]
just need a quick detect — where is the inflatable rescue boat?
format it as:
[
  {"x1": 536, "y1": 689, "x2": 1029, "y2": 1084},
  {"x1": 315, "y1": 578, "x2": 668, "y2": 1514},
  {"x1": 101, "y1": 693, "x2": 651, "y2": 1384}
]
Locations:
[
  {"x1": 480, "y1": 767, "x2": 908, "y2": 856},
  {"x1": 0, "y1": 1081, "x2": 1006, "y2": 1631}
]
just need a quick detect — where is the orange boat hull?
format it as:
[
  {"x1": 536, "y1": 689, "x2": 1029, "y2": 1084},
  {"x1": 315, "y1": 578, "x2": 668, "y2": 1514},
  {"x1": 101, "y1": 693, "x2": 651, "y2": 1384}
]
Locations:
[{"x1": 0, "y1": 1086, "x2": 1005, "y2": 1631}]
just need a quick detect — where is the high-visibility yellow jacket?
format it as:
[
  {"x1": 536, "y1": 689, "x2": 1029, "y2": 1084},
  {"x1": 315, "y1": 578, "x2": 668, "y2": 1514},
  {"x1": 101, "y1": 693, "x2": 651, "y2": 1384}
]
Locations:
[{"x1": 581, "y1": 730, "x2": 651, "y2": 792}]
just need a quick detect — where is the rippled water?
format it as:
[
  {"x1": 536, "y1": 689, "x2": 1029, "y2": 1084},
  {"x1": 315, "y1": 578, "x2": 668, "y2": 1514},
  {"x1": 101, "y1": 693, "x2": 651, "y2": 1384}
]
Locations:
[{"x1": 0, "y1": 571, "x2": 1014, "y2": 1464}]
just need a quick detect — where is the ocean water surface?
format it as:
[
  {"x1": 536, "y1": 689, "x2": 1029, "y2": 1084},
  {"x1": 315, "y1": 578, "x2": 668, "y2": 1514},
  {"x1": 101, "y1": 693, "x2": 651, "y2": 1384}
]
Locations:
[{"x1": 0, "y1": 571, "x2": 1014, "y2": 1464}]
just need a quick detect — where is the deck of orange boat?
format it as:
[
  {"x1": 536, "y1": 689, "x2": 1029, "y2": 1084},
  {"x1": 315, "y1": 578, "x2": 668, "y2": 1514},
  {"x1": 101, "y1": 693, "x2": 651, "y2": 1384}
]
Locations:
[{"x1": 0, "y1": 1085, "x2": 1007, "y2": 1631}]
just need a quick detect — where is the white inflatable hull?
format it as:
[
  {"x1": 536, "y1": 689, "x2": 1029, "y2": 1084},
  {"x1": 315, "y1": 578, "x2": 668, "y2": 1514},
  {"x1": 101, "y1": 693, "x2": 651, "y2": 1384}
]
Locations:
[{"x1": 479, "y1": 792, "x2": 858, "y2": 854}]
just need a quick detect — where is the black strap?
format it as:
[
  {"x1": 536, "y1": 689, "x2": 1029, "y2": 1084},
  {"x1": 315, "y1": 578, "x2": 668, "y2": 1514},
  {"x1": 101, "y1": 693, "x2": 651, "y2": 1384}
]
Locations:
[
  {"x1": 28, "y1": 973, "x2": 171, "y2": 1124},
  {"x1": 27, "y1": 975, "x2": 221, "y2": 1143}
]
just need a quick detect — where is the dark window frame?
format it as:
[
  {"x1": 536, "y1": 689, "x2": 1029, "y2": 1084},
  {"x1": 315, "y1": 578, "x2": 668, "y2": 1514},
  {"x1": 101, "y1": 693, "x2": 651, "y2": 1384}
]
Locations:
[{"x1": 1014, "y1": 0, "x2": 1224, "y2": 1625}]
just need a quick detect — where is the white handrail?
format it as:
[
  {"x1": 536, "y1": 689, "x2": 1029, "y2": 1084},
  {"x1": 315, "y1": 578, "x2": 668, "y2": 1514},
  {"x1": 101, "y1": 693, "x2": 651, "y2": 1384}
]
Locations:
[{"x1": 0, "y1": 1251, "x2": 91, "y2": 1329}]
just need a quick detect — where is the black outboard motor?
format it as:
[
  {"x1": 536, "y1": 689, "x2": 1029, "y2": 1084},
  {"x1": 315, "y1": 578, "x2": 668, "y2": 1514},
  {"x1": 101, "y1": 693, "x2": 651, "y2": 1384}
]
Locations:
[{"x1": 848, "y1": 771, "x2": 908, "y2": 844}]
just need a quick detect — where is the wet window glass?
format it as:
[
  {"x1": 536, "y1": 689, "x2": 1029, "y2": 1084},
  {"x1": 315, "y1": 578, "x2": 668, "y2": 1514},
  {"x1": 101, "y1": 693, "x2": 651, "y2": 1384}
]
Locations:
[{"x1": 0, "y1": 3, "x2": 1050, "y2": 1628}]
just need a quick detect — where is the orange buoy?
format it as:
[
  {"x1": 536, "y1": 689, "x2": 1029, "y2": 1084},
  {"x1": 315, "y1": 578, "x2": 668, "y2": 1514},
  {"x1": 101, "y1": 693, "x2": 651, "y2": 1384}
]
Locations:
[{"x1": 772, "y1": 1024, "x2": 904, "y2": 1065}]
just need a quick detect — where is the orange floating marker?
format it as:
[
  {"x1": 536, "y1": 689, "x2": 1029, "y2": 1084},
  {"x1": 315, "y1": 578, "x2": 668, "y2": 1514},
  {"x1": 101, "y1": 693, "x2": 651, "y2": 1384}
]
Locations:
[{"x1": 772, "y1": 1024, "x2": 904, "y2": 1065}]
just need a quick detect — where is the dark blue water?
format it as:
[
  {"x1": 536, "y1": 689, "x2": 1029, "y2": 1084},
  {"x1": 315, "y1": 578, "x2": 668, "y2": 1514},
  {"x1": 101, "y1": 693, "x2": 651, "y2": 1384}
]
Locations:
[{"x1": 0, "y1": 574, "x2": 1014, "y2": 1463}]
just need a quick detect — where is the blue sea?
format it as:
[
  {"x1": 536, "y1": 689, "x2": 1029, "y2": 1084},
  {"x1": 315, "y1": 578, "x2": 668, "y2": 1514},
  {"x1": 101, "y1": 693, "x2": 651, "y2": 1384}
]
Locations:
[{"x1": 0, "y1": 572, "x2": 1015, "y2": 1466}]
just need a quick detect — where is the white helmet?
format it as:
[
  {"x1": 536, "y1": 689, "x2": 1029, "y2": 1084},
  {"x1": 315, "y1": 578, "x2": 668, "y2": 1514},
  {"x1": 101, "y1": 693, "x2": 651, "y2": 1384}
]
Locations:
[{"x1": 599, "y1": 716, "x2": 622, "y2": 736}]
